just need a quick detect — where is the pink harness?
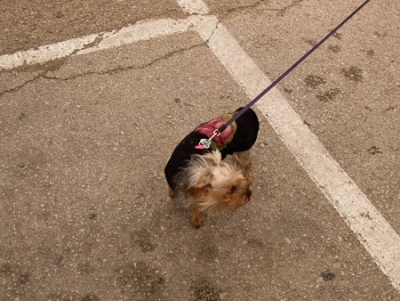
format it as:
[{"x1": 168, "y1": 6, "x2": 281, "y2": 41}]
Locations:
[{"x1": 194, "y1": 114, "x2": 237, "y2": 150}]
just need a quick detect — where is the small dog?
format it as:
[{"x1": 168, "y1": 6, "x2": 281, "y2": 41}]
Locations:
[{"x1": 164, "y1": 107, "x2": 259, "y2": 228}]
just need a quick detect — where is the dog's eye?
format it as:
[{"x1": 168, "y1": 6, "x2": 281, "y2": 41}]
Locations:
[{"x1": 229, "y1": 186, "x2": 237, "y2": 194}]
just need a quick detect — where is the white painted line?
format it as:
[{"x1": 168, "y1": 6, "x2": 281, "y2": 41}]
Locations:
[
  {"x1": 0, "y1": 18, "x2": 195, "y2": 71},
  {"x1": 0, "y1": 34, "x2": 99, "y2": 71},
  {"x1": 189, "y1": 9, "x2": 400, "y2": 292}
]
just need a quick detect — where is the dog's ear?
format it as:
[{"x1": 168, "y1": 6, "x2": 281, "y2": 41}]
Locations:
[{"x1": 182, "y1": 169, "x2": 213, "y2": 196}]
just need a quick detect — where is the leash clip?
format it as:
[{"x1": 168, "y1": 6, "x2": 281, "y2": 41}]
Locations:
[{"x1": 195, "y1": 129, "x2": 220, "y2": 150}]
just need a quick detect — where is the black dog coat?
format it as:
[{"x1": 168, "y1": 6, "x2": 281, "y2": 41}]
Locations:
[{"x1": 164, "y1": 107, "x2": 259, "y2": 190}]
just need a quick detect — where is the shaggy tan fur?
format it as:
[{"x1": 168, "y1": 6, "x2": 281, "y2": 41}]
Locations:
[{"x1": 168, "y1": 150, "x2": 254, "y2": 228}]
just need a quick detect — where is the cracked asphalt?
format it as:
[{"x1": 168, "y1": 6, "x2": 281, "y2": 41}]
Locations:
[{"x1": 1, "y1": 0, "x2": 399, "y2": 300}]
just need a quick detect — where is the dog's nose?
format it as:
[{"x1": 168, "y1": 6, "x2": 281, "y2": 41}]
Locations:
[{"x1": 247, "y1": 190, "x2": 252, "y2": 197}]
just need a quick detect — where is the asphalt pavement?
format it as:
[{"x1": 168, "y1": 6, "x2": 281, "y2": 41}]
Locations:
[{"x1": 1, "y1": 0, "x2": 399, "y2": 300}]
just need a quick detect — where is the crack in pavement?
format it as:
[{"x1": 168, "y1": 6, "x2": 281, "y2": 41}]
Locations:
[
  {"x1": 206, "y1": 19, "x2": 221, "y2": 43},
  {"x1": 45, "y1": 42, "x2": 208, "y2": 81},
  {"x1": 0, "y1": 42, "x2": 207, "y2": 96},
  {"x1": 226, "y1": 0, "x2": 270, "y2": 14},
  {"x1": 0, "y1": 73, "x2": 45, "y2": 97},
  {"x1": 214, "y1": 0, "x2": 304, "y2": 18},
  {"x1": 277, "y1": 0, "x2": 305, "y2": 16},
  {"x1": 0, "y1": 14, "x2": 221, "y2": 95}
]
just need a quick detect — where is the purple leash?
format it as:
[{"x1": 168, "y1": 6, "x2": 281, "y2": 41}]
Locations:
[{"x1": 199, "y1": 0, "x2": 371, "y2": 149}]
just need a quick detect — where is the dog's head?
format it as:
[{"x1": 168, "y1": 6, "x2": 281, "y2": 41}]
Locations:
[{"x1": 182, "y1": 151, "x2": 252, "y2": 212}]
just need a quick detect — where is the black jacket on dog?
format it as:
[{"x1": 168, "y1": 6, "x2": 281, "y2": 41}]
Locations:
[{"x1": 164, "y1": 108, "x2": 259, "y2": 189}]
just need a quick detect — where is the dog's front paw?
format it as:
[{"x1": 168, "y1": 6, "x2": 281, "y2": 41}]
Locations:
[{"x1": 190, "y1": 209, "x2": 204, "y2": 228}]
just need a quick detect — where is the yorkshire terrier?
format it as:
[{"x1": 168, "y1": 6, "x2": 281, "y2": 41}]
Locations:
[{"x1": 164, "y1": 107, "x2": 259, "y2": 228}]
